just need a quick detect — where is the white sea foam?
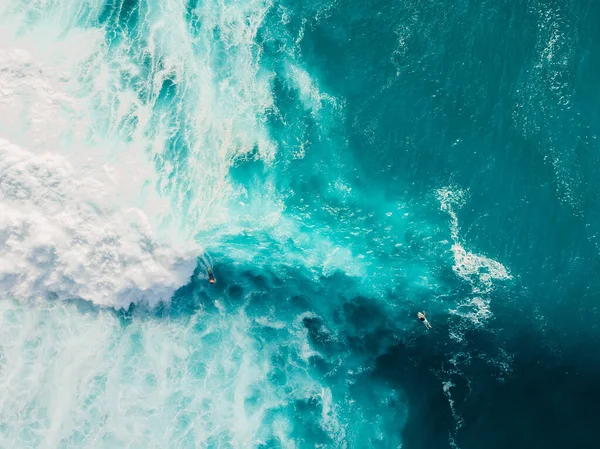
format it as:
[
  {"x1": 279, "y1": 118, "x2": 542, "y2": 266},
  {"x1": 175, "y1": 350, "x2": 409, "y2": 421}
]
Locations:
[
  {"x1": 0, "y1": 299, "x2": 351, "y2": 448},
  {"x1": 442, "y1": 381, "x2": 463, "y2": 429},
  {"x1": 438, "y1": 188, "x2": 511, "y2": 324},
  {"x1": 0, "y1": 0, "x2": 318, "y2": 308},
  {"x1": 0, "y1": 5, "x2": 206, "y2": 308},
  {"x1": 0, "y1": 138, "x2": 197, "y2": 308},
  {"x1": 286, "y1": 63, "x2": 338, "y2": 116}
]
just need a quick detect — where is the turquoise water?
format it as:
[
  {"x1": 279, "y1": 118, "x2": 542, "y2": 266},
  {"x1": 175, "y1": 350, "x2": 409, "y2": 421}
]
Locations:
[{"x1": 0, "y1": 0, "x2": 599, "y2": 448}]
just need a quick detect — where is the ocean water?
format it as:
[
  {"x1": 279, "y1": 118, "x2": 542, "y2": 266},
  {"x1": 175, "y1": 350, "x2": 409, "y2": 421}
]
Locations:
[{"x1": 0, "y1": 0, "x2": 599, "y2": 448}]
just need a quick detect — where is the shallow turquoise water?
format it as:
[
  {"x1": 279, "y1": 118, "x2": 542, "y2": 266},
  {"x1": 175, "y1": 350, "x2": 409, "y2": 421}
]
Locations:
[{"x1": 0, "y1": 0, "x2": 599, "y2": 448}]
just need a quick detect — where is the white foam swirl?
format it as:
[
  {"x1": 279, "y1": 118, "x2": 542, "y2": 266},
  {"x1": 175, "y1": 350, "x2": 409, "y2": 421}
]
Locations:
[{"x1": 438, "y1": 188, "x2": 511, "y2": 325}]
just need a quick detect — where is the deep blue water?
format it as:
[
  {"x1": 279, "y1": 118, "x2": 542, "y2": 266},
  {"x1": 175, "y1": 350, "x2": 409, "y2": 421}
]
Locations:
[{"x1": 0, "y1": 0, "x2": 599, "y2": 448}]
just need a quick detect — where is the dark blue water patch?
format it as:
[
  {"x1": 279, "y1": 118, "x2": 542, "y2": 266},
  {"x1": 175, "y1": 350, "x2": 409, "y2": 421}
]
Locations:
[
  {"x1": 290, "y1": 0, "x2": 537, "y2": 196},
  {"x1": 227, "y1": 283, "x2": 244, "y2": 298},
  {"x1": 294, "y1": 0, "x2": 401, "y2": 98},
  {"x1": 97, "y1": 0, "x2": 143, "y2": 40},
  {"x1": 374, "y1": 295, "x2": 600, "y2": 449},
  {"x1": 138, "y1": 254, "x2": 413, "y2": 357},
  {"x1": 375, "y1": 338, "x2": 455, "y2": 449},
  {"x1": 336, "y1": 295, "x2": 396, "y2": 352},
  {"x1": 456, "y1": 330, "x2": 600, "y2": 449}
]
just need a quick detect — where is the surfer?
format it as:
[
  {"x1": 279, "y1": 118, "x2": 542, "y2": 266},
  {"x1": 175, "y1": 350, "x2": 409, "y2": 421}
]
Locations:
[
  {"x1": 417, "y1": 312, "x2": 432, "y2": 329},
  {"x1": 207, "y1": 268, "x2": 216, "y2": 284}
]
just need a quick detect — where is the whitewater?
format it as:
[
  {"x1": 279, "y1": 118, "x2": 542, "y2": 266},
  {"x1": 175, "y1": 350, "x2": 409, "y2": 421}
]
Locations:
[{"x1": 1, "y1": 0, "x2": 599, "y2": 448}]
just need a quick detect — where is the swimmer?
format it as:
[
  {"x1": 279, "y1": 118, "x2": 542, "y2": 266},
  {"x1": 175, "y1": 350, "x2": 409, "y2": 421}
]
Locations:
[
  {"x1": 207, "y1": 268, "x2": 216, "y2": 284},
  {"x1": 417, "y1": 312, "x2": 432, "y2": 329}
]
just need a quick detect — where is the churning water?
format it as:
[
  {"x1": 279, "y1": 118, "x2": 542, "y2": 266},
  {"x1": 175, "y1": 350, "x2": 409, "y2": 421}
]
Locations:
[{"x1": 0, "y1": 1, "x2": 599, "y2": 448}]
